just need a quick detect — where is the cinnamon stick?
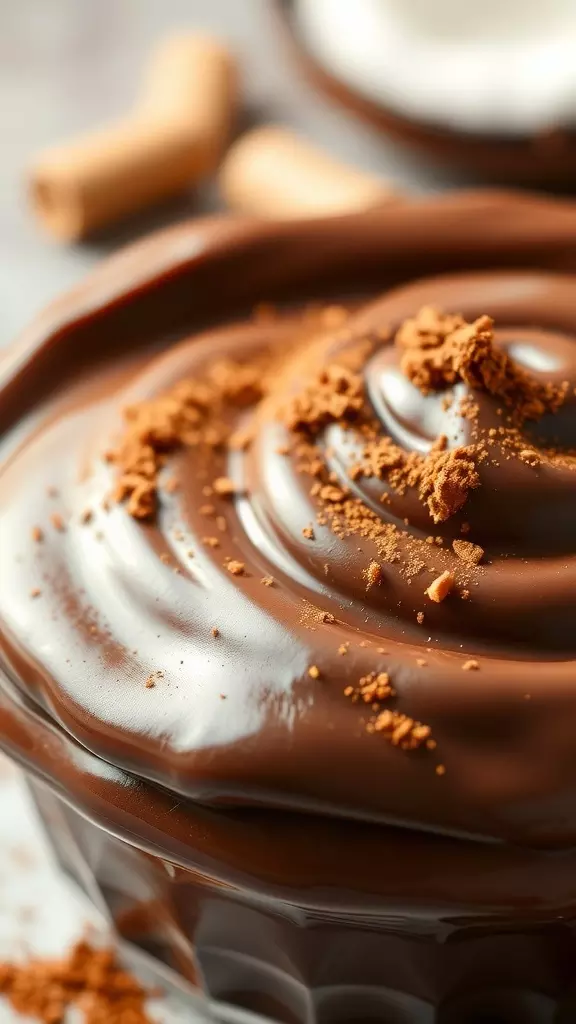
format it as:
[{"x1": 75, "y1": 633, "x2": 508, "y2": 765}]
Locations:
[
  {"x1": 29, "y1": 34, "x2": 237, "y2": 241},
  {"x1": 219, "y1": 125, "x2": 396, "y2": 219}
]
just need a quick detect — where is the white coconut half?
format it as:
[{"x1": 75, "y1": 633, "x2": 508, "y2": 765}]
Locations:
[{"x1": 294, "y1": 0, "x2": 576, "y2": 135}]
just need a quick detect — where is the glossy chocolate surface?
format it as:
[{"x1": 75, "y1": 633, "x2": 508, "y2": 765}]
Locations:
[{"x1": 2, "y1": 192, "x2": 576, "y2": 1020}]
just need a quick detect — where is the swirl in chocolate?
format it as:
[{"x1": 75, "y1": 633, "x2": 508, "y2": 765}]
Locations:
[
  {"x1": 4, "y1": 192, "x2": 576, "y2": 1016},
  {"x1": 0, "y1": 194, "x2": 575, "y2": 859}
]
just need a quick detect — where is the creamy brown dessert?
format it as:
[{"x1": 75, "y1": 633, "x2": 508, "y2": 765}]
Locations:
[{"x1": 2, "y1": 192, "x2": 576, "y2": 1022}]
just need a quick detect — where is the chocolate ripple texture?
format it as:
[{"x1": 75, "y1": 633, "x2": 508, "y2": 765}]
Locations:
[{"x1": 3, "y1": 194, "x2": 576, "y2": 1021}]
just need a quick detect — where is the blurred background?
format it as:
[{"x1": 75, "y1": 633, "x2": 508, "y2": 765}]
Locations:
[{"x1": 0, "y1": 0, "x2": 470, "y2": 347}]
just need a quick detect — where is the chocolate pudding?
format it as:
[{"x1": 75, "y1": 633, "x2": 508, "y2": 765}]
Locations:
[{"x1": 2, "y1": 192, "x2": 576, "y2": 1022}]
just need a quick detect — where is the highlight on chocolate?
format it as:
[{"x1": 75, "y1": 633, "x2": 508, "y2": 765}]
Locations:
[{"x1": 3, "y1": 191, "x2": 576, "y2": 1021}]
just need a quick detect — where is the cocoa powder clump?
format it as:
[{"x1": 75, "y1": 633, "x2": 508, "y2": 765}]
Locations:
[
  {"x1": 0, "y1": 940, "x2": 153, "y2": 1024},
  {"x1": 344, "y1": 668, "x2": 434, "y2": 751},
  {"x1": 363, "y1": 560, "x2": 382, "y2": 588},
  {"x1": 213, "y1": 476, "x2": 236, "y2": 497},
  {"x1": 111, "y1": 360, "x2": 266, "y2": 519},
  {"x1": 426, "y1": 570, "x2": 454, "y2": 603},
  {"x1": 356, "y1": 671, "x2": 393, "y2": 703},
  {"x1": 453, "y1": 539, "x2": 484, "y2": 565},
  {"x1": 283, "y1": 364, "x2": 364, "y2": 433},
  {"x1": 226, "y1": 559, "x2": 245, "y2": 576},
  {"x1": 370, "y1": 710, "x2": 432, "y2": 750},
  {"x1": 355, "y1": 434, "x2": 480, "y2": 524},
  {"x1": 397, "y1": 306, "x2": 567, "y2": 421},
  {"x1": 418, "y1": 444, "x2": 480, "y2": 523}
]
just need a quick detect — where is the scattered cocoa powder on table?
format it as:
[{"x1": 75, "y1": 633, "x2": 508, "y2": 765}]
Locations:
[{"x1": 0, "y1": 940, "x2": 154, "y2": 1024}]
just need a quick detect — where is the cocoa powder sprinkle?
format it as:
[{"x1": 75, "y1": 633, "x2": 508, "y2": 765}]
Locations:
[
  {"x1": 344, "y1": 668, "x2": 434, "y2": 750},
  {"x1": 110, "y1": 358, "x2": 266, "y2": 519},
  {"x1": 396, "y1": 306, "x2": 567, "y2": 422},
  {"x1": 283, "y1": 363, "x2": 364, "y2": 434},
  {"x1": 453, "y1": 539, "x2": 484, "y2": 565},
  {"x1": 419, "y1": 445, "x2": 480, "y2": 523},
  {"x1": 357, "y1": 671, "x2": 393, "y2": 703},
  {"x1": 226, "y1": 560, "x2": 245, "y2": 576},
  {"x1": 0, "y1": 940, "x2": 154, "y2": 1024},
  {"x1": 426, "y1": 571, "x2": 454, "y2": 603},
  {"x1": 100, "y1": 301, "x2": 561, "y2": 778},
  {"x1": 318, "y1": 413, "x2": 479, "y2": 526},
  {"x1": 371, "y1": 710, "x2": 432, "y2": 750},
  {"x1": 213, "y1": 476, "x2": 235, "y2": 497},
  {"x1": 363, "y1": 560, "x2": 382, "y2": 589}
]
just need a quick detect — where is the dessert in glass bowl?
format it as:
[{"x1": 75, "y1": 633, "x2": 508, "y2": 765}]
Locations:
[{"x1": 2, "y1": 191, "x2": 576, "y2": 1023}]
